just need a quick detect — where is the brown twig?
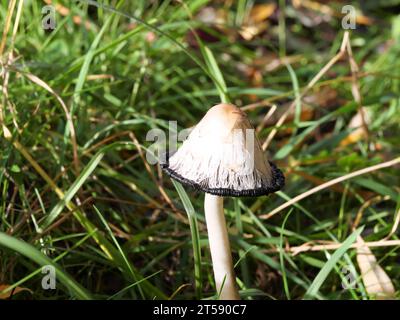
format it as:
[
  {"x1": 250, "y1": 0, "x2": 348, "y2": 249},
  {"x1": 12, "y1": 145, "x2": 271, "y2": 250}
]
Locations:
[
  {"x1": 256, "y1": 104, "x2": 277, "y2": 134},
  {"x1": 265, "y1": 239, "x2": 400, "y2": 256},
  {"x1": 260, "y1": 156, "x2": 400, "y2": 220}
]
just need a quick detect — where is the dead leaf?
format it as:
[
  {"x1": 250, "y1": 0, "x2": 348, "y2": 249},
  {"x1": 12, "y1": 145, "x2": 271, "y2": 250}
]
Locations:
[
  {"x1": 239, "y1": 4, "x2": 276, "y2": 40},
  {"x1": 303, "y1": 86, "x2": 338, "y2": 108},
  {"x1": 340, "y1": 107, "x2": 371, "y2": 146},
  {"x1": 247, "y1": 4, "x2": 276, "y2": 24},
  {"x1": 294, "y1": 0, "x2": 373, "y2": 26},
  {"x1": 239, "y1": 23, "x2": 268, "y2": 41},
  {"x1": 356, "y1": 236, "x2": 396, "y2": 300},
  {"x1": 0, "y1": 284, "x2": 32, "y2": 299}
]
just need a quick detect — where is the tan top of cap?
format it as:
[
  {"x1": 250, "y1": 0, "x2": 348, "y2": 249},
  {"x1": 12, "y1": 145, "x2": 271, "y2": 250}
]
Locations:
[{"x1": 162, "y1": 103, "x2": 284, "y2": 197}]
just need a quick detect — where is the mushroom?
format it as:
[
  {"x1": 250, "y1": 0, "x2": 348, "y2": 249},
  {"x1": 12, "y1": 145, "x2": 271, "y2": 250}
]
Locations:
[{"x1": 162, "y1": 103, "x2": 284, "y2": 300}]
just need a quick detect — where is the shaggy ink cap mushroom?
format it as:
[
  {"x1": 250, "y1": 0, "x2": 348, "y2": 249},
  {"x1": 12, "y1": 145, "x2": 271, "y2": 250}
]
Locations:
[{"x1": 162, "y1": 103, "x2": 285, "y2": 196}]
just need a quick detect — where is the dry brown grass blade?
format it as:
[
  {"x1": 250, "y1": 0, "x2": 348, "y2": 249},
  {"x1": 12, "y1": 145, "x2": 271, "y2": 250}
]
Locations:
[
  {"x1": 340, "y1": 107, "x2": 371, "y2": 147},
  {"x1": 256, "y1": 104, "x2": 277, "y2": 134},
  {"x1": 260, "y1": 156, "x2": 400, "y2": 220},
  {"x1": 290, "y1": 169, "x2": 374, "y2": 200},
  {"x1": 0, "y1": 0, "x2": 17, "y2": 56},
  {"x1": 262, "y1": 32, "x2": 349, "y2": 150},
  {"x1": 356, "y1": 235, "x2": 396, "y2": 299},
  {"x1": 1, "y1": 1, "x2": 26, "y2": 132},
  {"x1": 265, "y1": 239, "x2": 400, "y2": 256},
  {"x1": 352, "y1": 195, "x2": 390, "y2": 229},
  {"x1": 293, "y1": 0, "x2": 373, "y2": 25},
  {"x1": 290, "y1": 170, "x2": 347, "y2": 194},
  {"x1": 351, "y1": 194, "x2": 399, "y2": 240},
  {"x1": 10, "y1": 0, "x2": 24, "y2": 51},
  {"x1": 384, "y1": 207, "x2": 400, "y2": 240},
  {"x1": 265, "y1": 239, "x2": 400, "y2": 255},
  {"x1": 346, "y1": 39, "x2": 370, "y2": 142}
]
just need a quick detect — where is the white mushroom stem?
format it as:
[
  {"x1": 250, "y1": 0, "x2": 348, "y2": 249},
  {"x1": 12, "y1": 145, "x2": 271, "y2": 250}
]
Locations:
[{"x1": 204, "y1": 194, "x2": 240, "y2": 300}]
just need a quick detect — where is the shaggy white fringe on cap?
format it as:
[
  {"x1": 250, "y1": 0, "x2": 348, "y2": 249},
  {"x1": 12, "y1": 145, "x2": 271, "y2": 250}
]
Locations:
[{"x1": 162, "y1": 103, "x2": 285, "y2": 197}]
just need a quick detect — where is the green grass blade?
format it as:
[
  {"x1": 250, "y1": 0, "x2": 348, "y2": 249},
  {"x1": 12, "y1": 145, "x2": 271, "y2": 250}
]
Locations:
[
  {"x1": 279, "y1": 209, "x2": 294, "y2": 300},
  {"x1": 70, "y1": 0, "x2": 123, "y2": 116},
  {"x1": 286, "y1": 63, "x2": 301, "y2": 130},
  {"x1": 200, "y1": 45, "x2": 228, "y2": 103},
  {"x1": 93, "y1": 205, "x2": 145, "y2": 299},
  {"x1": 0, "y1": 232, "x2": 92, "y2": 300},
  {"x1": 304, "y1": 226, "x2": 364, "y2": 300},
  {"x1": 75, "y1": 0, "x2": 221, "y2": 93},
  {"x1": 41, "y1": 151, "x2": 104, "y2": 229},
  {"x1": 172, "y1": 180, "x2": 202, "y2": 299},
  {"x1": 0, "y1": 232, "x2": 95, "y2": 297},
  {"x1": 107, "y1": 270, "x2": 163, "y2": 300}
]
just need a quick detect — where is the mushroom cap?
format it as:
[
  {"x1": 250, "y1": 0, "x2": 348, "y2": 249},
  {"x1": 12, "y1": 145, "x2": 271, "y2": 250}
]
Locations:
[{"x1": 162, "y1": 103, "x2": 285, "y2": 197}]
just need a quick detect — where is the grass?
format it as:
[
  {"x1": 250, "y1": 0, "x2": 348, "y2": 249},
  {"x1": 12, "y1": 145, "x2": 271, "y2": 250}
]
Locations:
[{"x1": 0, "y1": 0, "x2": 399, "y2": 300}]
